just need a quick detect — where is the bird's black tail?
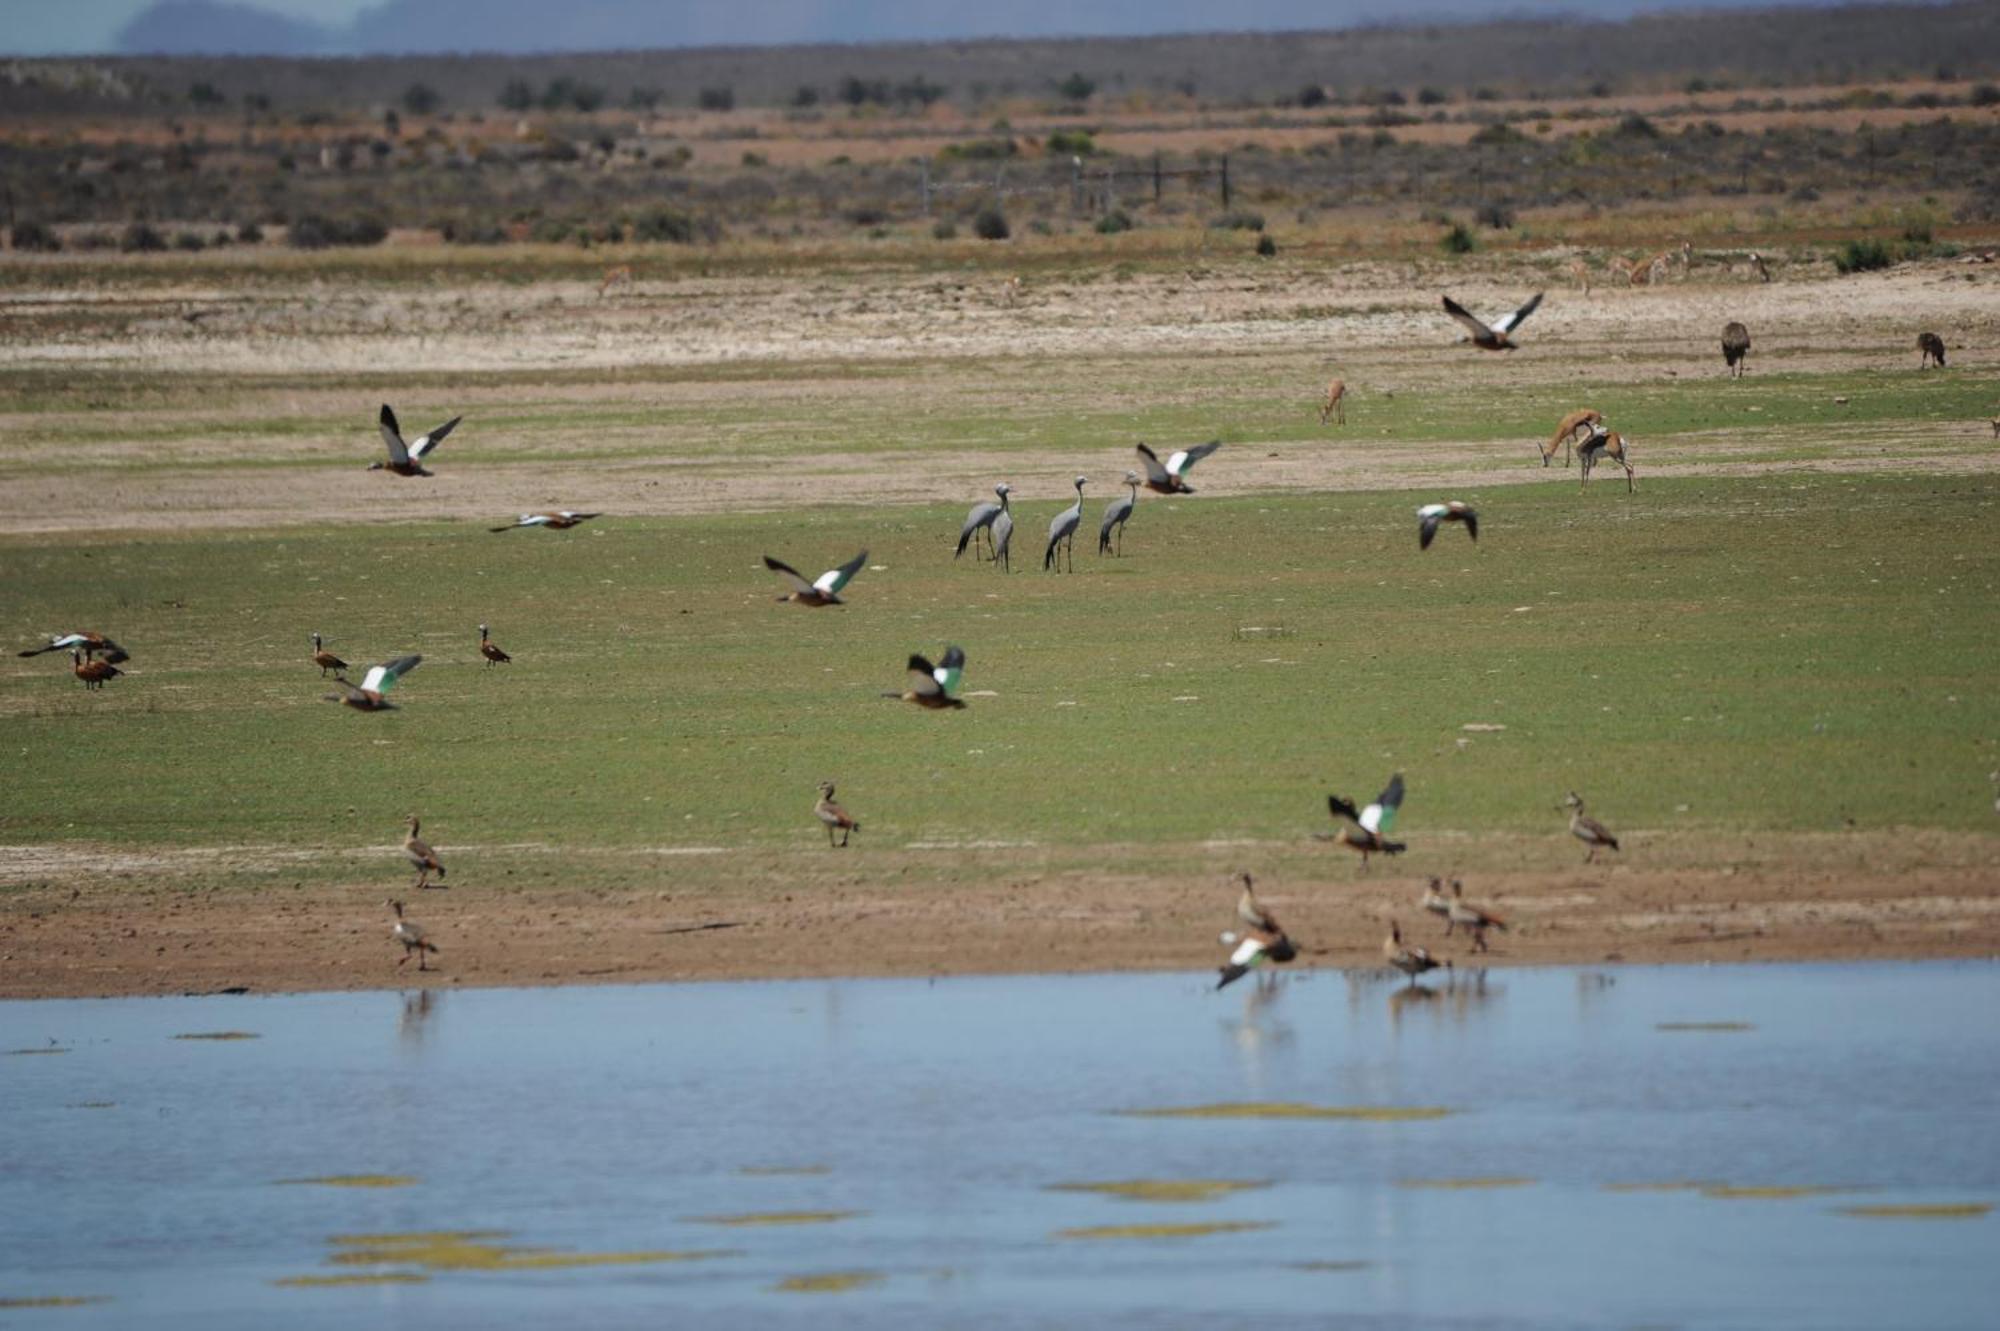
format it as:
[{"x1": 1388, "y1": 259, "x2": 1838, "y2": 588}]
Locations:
[
  {"x1": 1216, "y1": 964, "x2": 1250, "y2": 990},
  {"x1": 1380, "y1": 840, "x2": 1407, "y2": 856}
]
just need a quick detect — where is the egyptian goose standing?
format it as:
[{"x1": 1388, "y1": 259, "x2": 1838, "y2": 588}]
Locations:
[
  {"x1": 1446, "y1": 879, "x2": 1506, "y2": 953},
  {"x1": 71, "y1": 649, "x2": 122, "y2": 690},
  {"x1": 371, "y1": 404, "x2": 460, "y2": 477},
  {"x1": 1383, "y1": 920, "x2": 1447, "y2": 984},
  {"x1": 764, "y1": 550, "x2": 867, "y2": 606},
  {"x1": 1421, "y1": 877, "x2": 1452, "y2": 928},
  {"x1": 322, "y1": 654, "x2": 421, "y2": 712},
  {"x1": 1563, "y1": 792, "x2": 1621, "y2": 862},
  {"x1": 490, "y1": 511, "x2": 601, "y2": 532},
  {"x1": 310, "y1": 632, "x2": 348, "y2": 677},
  {"x1": 814, "y1": 781, "x2": 860, "y2": 847},
  {"x1": 1135, "y1": 440, "x2": 1219, "y2": 495},
  {"x1": 20, "y1": 632, "x2": 128, "y2": 665},
  {"x1": 389, "y1": 900, "x2": 439, "y2": 970},
  {"x1": 402, "y1": 815, "x2": 446, "y2": 889},
  {"x1": 884, "y1": 646, "x2": 966, "y2": 710},
  {"x1": 1316, "y1": 774, "x2": 1407, "y2": 870},
  {"x1": 1417, "y1": 502, "x2": 1478, "y2": 549},
  {"x1": 1216, "y1": 873, "x2": 1297, "y2": 990},
  {"x1": 1442, "y1": 291, "x2": 1543, "y2": 351},
  {"x1": 478, "y1": 624, "x2": 511, "y2": 666}
]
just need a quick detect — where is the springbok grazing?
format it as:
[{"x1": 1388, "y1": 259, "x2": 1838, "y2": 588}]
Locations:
[
  {"x1": 389, "y1": 900, "x2": 438, "y2": 970},
  {"x1": 1918, "y1": 332, "x2": 1947, "y2": 368},
  {"x1": 1446, "y1": 879, "x2": 1506, "y2": 954},
  {"x1": 763, "y1": 550, "x2": 868, "y2": 606},
  {"x1": 598, "y1": 265, "x2": 633, "y2": 297},
  {"x1": 1044, "y1": 476, "x2": 1086, "y2": 571},
  {"x1": 1562, "y1": 791, "x2": 1620, "y2": 862},
  {"x1": 1722, "y1": 321, "x2": 1752, "y2": 378},
  {"x1": 323, "y1": 654, "x2": 421, "y2": 712},
  {"x1": 19, "y1": 632, "x2": 128, "y2": 664},
  {"x1": 1578, "y1": 425, "x2": 1635, "y2": 492},
  {"x1": 310, "y1": 632, "x2": 348, "y2": 677},
  {"x1": 1316, "y1": 774, "x2": 1406, "y2": 870},
  {"x1": 813, "y1": 781, "x2": 859, "y2": 847},
  {"x1": 1216, "y1": 873, "x2": 1296, "y2": 990},
  {"x1": 1417, "y1": 502, "x2": 1477, "y2": 549},
  {"x1": 1625, "y1": 241, "x2": 1692, "y2": 286},
  {"x1": 402, "y1": 815, "x2": 446, "y2": 889},
  {"x1": 1748, "y1": 252, "x2": 1772, "y2": 283},
  {"x1": 1542, "y1": 408, "x2": 1603, "y2": 467},
  {"x1": 884, "y1": 647, "x2": 966, "y2": 710},
  {"x1": 1566, "y1": 257, "x2": 1592, "y2": 296},
  {"x1": 1098, "y1": 471, "x2": 1139, "y2": 556},
  {"x1": 71, "y1": 649, "x2": 121, "y2": 690},
  {"x1": 955, "y1": 484, "x2": 1011, "y2": 561},
  {"x1": 490, "y1": 511, "x2": 601, "y2": 532},
  {"x1": 371, "y1": 404, "x2": 460, "y2": 477},
  {"x1": 1442, "y1": 292, "x2": 1543, "y2": 351},
  {"x1": 1319, "y1": 378, "x2": 1347, "y2": 426},
  {"x1": 1383, "y1": 920, "x2": 1447, "y2": 985},
  {"x1": 478, "y1": 624, "x2": 511, "y2": 665}
]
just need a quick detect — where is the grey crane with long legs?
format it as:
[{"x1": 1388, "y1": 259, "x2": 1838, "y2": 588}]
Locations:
[
  {"x1": 1098, "y1": 471, "x2": 1140, "y2": 556},
  {"x1": 956, "y1": 484, "x2": 1011, "y2": 560},
  {"x1": 1044, "y1": 476, "x2": 1086, "y2": 572}
]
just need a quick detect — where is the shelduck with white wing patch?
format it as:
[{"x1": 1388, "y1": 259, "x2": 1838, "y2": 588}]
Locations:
[
  {"x1": 371, "y1": 404, "x2": 459, "y2": 477},
  {"x1": 1418, "y1": 502, "x2": 1478, "y2": 550},
  {"x1": 1215, "y1": 873, "x2": 1297, "y2": 990},
  {"x1": 1316, "y1": 773, "x2": 1407, "y2": 869},
  {"x1": 322, "y1": 654, "x2": 421, "y2": 712},
  {"x1": 764, "y1": 550, "x2": 868, "y2": 607},
  {"x1": 389, "y1": 900, "x2": 439, "y2": 970},
  {"x1": 1442, "y1": 291, "x2": 1543, "y2": 351},
  {"x1": 884, "y1": 646, "x2": 967, "y2": 710},
  {"x1": 490, "y1": 511, "x2": 600, "y2": 532},
  {"x1": 1135, "y1": 440, "x2": 1219, "y2": 495},
  {"x1": 20, "y1": 632, "x2": 128, "y2": 665}
]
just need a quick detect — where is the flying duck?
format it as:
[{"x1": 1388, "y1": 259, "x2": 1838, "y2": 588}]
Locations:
[
  {"x1": 1418, "y1": 501, "x2": 1478, "y2": 549},
  {"x1": 490, "y1": 511, "x2": 601, "y2": 532},
  {"x1": 1136, "y1": 440, "x2": 1220, "y2": 495},
  {"x1": 1317, "y1": 774, "x2": 1407, "y2": 869},
  {"x1": 20, "y1": 632, "x2": 128, "y2": 664},
  {"x1": 1216, "y1": 873, "x2": 1297, "y2": 990},
  {"x1": 1442, "y1": 291, "x2": 1543, "y2": 350},
  {"x1": 322, "y1": 654, "x2": 421, "y2": 712},
  {"x1": 371, "y1": 404, "x2": 460, "y2": 476},
  {"x1": 884, "y1": 646, "x2": 966, "y2": 709},
  {"x1": 764, "y1": 550, "x2": 867, "y2": 607}
]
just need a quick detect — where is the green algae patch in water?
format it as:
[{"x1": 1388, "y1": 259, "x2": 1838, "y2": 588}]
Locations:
[
  {"x1": 5, "y1": 1048, "x2": 67, "y2": 1056},
  {"x1": 1055, "y1": 1221, "x2": 1278, "y2": 1241},
  {"x1": 689, "y1": 1210, "x2": 862, "y2": 1227},
  {"x1": 0, "y1": 1296, "x2": 110, "y2": 1309},
  {"x1": 1398, "y1": 1176, "x2": 1537, "y2": 1190},
  {"x1": 1701, "y1": 1185, "x2": 1856, "y2": 1200},
  {"x1": 325, "y1": 1231, "x2": 739, "y2": 1272},
  {"x1": 1838, "y1": 1203, "x2": 1992, "y2": 1220},
  {"x1": 331, "y1": 1230, "x2": 510, "y2": 1247},
  {"x1": 1118, "y1": 1102, "x2": 1452, "y2": 1122},
  {"x1": 739, "y1": 1164, "x2": 831, "y2": 1177},
  {"x1": 773, "y1": 1271, "x2": 885, "y2": 1294},
  {"x1": 277, "y1": 1174, "x2": 419, "y2": 1188},
  {"x1": 487, "y1": 1250, "x2": 740, "y2": 1271},
  {"x1": 174, "y1": 1032, "x2": 261, "y2": 1041},
  {"x1": 1290, "y1": 1261, "x2": 1374, "y2": 1273},
  {"x1": 276, "y1": 1273, "x2": 429, "y2": 1289},
  {"x1": 1656, "y1": 1022, "x2": 1755, "y2": 1033},
  {"x1": 1047, "y1": 1179, "x2": 1271, "y2": 1203},
  {"x1": 1604, "y1": 1180, "x2": 1724, "y2": 1194}
]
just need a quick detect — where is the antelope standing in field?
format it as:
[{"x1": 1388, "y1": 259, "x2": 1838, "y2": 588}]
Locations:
[
  {"x1": 813, "y1": 781, "x2": 860, "y2": 848},
  {"x1": 1319, "y1": 378, "x2": 1347, "y2": 425},
  {"x1": 598, "y1": 264, "x2": 633, "y2": 297},
  {"x1": 1562, "y1": 791, "x2": 1621, "y2": 863},
  {"x1": 71, "y1": 649, "x2": 121, "y2": 690},
  {"x1": 389, "y1": 900, "x2": 439, "y2": 970},
  {"x1": 402, "y1": 815, "x2": 446, "y2": 889},
  {"x1": 1566, "y1": 256, "x2": 1592, "y2": 296},
  {"x1": 1578, "y1": 425, "x2": 1635, "y2": 492},
  {"x1": 1624, "y1": 241, "x2": 1691, "y2": 286},
  {"x1": 1722, "y1": 321, "x2": 1752, "y2": 378},
  {"x1": 1917, "y1": 332, "x2": 1947, "y2": 368},
  {"x1": 1542, "y1": 408, "x2": 1602, "y2": 467},
  {"x1": 1216, "y1": 873, "x2": 1296, "y2": 990},
  {"x1": 1748, "y1": 252, "x2": 1772, "y2": 283}
]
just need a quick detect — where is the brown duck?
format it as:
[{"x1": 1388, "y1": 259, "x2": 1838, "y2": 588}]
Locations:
[{"x1": 814, "y1": 781, "x2": 860, "y2": 847}]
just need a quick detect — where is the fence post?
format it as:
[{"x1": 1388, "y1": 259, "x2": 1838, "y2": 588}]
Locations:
[
  {"x1": 919, "y1": 157, "x2": 931, "y2": 216},
  {"x1": 1153, "y1": 151, "x2": 1162, "y2": 204},
  {"x1": 1071, "y1": 156, "x2": 1082, "y2": 213},
  {"x1": 1219, "y1": 154, "x2": 1230, "y2": 210}
]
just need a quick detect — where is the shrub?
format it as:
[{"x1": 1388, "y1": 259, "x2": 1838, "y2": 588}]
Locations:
[
  {"x1": 9, "y1": 220, "x2": 61, "y2": 252},
  {"x1": 1469, "y1": 123, "x2": 1527, "y2": 147},
  {"x1": 1417, "y1": 87, "x2": 1447, "y2": 105},
  {"x1": 630, "y1": 206, "x2": 714, "y2": 244},
  {"x1": 286, "y1": 215, "x2": 387, "y2": 249},
  {"x1": 791, "y1": 85, "x2": 819, "y2": 108},
  {"x1": 1901, "y1": 219, "x2": 1934, "y2": 245},
  {"x1": 931, "y1": 219, "x2": 957, "y2": 240},
  {"x1": 444, "y1": 220, "x2": 508, "y2": 245},
  {"x1": 1255, "y1": 232, "x2": 1277, "y2": 257},
  {"x1": 119, "y1": 222, "x2": 166, "y2": 253},
  {"x1": 1047, "y1": 128, "x2": 1096, "y2": 155},
  {"x1": 1475, "y1": 200, "x2": 1516, "y2": 229},
  {"x1": 847, "y1": 206, "x2": 890, "y2": 227},
  {"x1": 1057, "y1": 73, "x2": 1096, "y2": 102},
  {"x1": 1970, "y1": 83, "x2": 2000, "y2": 108},
  {"x1": 402, "y1": 83, "x2": 439, "y2": 115},
  {"x1": 211, "y1": 229, "x2": 233, "y2": 247},
  {"x1": 697, "y1": 86, "x2": 735, "y2": 112},
  {"x1": 498, "y1": 78, "x2": 535, "y2": 111},
  {"x1": 1833, "y1": 237, "x2": 1893, "y2": 274},
  {"x1": 1614, "y1": 113, "x2": 1660, "y2": 139},
  {"x1": 188, "y1": 81, "x2": 226, "y2": 106},
  {"x1": 1208, "y1": 210, "x2": 1265, "y2": 231},
  {"x1": 236, "y1": 221, "x2": 264, "y2": 243},
  {"x1": 1298, "y1": 84, "x2": 1328, "y2": 109},
  {"x1": 940, "y1": 138, "x2": 1017, "y2": 161},
  {"x1": 1441, "y1": 222, "x2": 1476, "y2": 254},
  {"x1": 973, "y1": 207, "x2": 1009, "y2": 240},
  {"x1": 1094, "y1": 209, "x2": 1133, "y2": 235},
  {"x1": 172, "y1": 230, "x2": 207, "y2": 252},
  {"x1": 628, "y1": 86, "x2": 664, "y2": 110},
  {"x1": 741, "y1": 150, "x2": 767, "y2": 167}
]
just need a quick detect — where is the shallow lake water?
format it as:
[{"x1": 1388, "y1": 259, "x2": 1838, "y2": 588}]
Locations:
[{"x1": 3, "y1": 962, "x2": 1996, "y2": 1329}]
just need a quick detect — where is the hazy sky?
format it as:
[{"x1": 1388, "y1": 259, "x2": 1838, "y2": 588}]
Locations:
[{"x1": 1, "y1": 0, "x2": 1901, "y2": 56}]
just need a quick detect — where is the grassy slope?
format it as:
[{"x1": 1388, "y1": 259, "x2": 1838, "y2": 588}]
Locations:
[{"x1": 3, "y1": 472, "x2": 1994, "y2": 874}]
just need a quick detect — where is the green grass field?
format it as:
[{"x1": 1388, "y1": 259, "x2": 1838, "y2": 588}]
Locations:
[{"x1": 5, "y1": 470, "x2": 1994, "y2": 882}]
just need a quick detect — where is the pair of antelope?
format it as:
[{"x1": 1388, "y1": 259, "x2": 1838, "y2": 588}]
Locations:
[{"x1": 1540, "y1": 408, "x2": 1634, "y2": 491}]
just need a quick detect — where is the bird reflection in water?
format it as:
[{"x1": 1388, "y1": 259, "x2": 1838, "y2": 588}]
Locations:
[
  {"x1": 1223, "y1": 972, "x2": 1296, "y2": 1084},
  {"x1": 398, "y1": 989, "x2": 437, "y2": 1046},
  {"x1": 1388, "y1": 969, "x2": 1505, "y2": 1029}
]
